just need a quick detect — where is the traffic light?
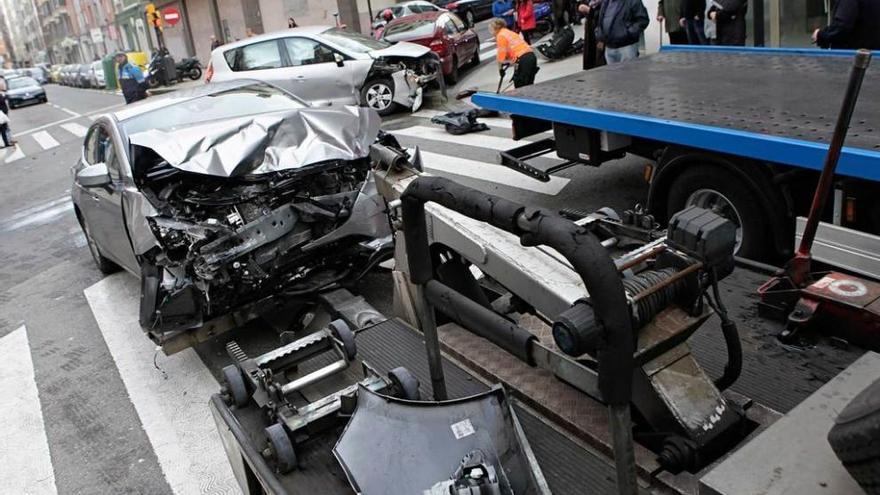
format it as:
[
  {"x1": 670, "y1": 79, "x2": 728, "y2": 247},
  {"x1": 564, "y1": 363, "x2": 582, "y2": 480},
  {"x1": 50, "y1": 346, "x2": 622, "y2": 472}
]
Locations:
[{"x1": 145, "y1": 3, "x2": 163, "y2": 30}]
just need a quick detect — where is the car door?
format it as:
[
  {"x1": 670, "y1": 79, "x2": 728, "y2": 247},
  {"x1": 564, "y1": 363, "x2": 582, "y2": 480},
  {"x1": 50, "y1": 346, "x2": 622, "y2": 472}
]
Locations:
[
  {"x1": 77, "y1": 125, "x2": 138, "y2": 270},
  {"x1": 225, "y1": 39, "x2": 294, "y2": 93},
  {"x1": 440, "y1": 15, "x2": 465, "y2": 67},
  {"x1": 281, "y1": 36, "x2": 359, "y2": 106},
  {"x1": 449, "y1": 13, "x2": 477, "y2": 64}
]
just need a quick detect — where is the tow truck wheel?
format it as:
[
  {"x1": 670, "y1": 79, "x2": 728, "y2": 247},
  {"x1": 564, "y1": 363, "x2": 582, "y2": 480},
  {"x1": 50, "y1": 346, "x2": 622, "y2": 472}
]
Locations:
[
  {"x1": 388, "y1": 367, "x2": 421, "y2": 400},
  {"x1": 828, "y1": 377, "x2": 880, "y2": 494},
  {"x1": 222, "y1": 365, "x2": 249, "y2": 407},
  {"x1": 361, "y1": 78, "x2": 397, "y2": 116},
  {"x1": 666, "y1": 165, "x2": 769, "y2": 260},
  {"x1": 329, "y1": 320, "x2": 357, "y2": 361},
  {"x1": 265, "y1": 423, "x2": 297, "y2": 474}
]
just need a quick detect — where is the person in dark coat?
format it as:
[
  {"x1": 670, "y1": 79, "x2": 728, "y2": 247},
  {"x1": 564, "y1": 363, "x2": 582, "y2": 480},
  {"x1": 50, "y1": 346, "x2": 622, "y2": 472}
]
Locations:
[
  {"x1": 115, "y1": 52, "x2": 148, "y2": 105},
  {"x1": 578, "y1": 0, "x2": 606, "y2": 69},
  {"x1": 812, "y1": 0, "x2": 880, "y2": 49},
  {"x1": 679, "y1": 0, "x2": 707, "y2": 44},
  {"x1": 708, "y1": 0, "x2": 746, "y2": 46},
  {"x1": 553, "y1": 0, "x2": 571, "y2": 30},
  {"x1": 594, "y1": 0, "x2": 649, "y2": 63},
  {"x1": 657, "y1": 0, "x2": 686, "y2": 44}
]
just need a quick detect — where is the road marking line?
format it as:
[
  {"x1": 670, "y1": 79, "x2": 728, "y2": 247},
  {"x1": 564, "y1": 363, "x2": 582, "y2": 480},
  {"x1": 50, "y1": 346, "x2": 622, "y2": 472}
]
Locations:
[
  {"x1": 480, "y1": 41, "x2": 495, "y2": 50},
  {"x1": 394, "y1": 124, "x2": 523, "y2": 150},
  {"x1": 412, "y1": 109, "x2": 513, "y2": 129},
  {"x1": 6, "y1": 145, "x2": 25, "y2": 163},
  {"x1": 58, "y1": 106, "x2": 81, "y2": 117},
  {"x1": 0, "y1": 326, "x2": 59, "y2": 495},
  {"x1": 480, "y1": 48, "x2": 498, "y2": 60},
  {"x1": 84, "y1": 274, "x2": 238, "y2": 495},
  {"x1": 420, "y1": 150, "x2": 569, "y2": 195},
  {"x1": 15, "y1": 102, "x2": 123, "y2": 137},
  {"x1": 32, "y1": 130, "x2": 59, "y2": 150},
  {"x1": 60, "y1": 123, "x2": 88, "y2": 137}
]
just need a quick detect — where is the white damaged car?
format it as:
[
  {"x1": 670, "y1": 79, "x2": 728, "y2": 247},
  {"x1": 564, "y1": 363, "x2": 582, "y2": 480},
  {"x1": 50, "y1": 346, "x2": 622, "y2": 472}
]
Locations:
[{"x1": 206, "y1": 26, "x2": 442, "y2": 116}]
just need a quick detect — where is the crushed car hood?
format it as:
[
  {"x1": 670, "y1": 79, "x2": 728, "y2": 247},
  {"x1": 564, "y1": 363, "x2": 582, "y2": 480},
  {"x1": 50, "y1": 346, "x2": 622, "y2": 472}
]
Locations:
[
  {"x1": 369, "y1": 41, "x2": 431, "y2": 59},
  {"x1": 129, "y1": 106, "x2": 381, "y2": 177}
]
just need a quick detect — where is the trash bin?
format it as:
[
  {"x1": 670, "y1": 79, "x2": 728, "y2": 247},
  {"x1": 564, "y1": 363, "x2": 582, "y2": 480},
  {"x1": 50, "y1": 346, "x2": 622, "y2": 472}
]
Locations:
[{"x1": 101, "y1": 55, "x2": 116, "y2": 91}]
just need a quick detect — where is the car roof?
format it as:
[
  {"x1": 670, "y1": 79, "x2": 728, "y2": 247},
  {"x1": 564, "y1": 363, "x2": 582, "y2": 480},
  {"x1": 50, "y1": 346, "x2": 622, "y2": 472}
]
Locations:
[
  {"x1": 217, "y1": 26, "x2": 332, "y2": 52},
  {"x1": 112, "y1": 80, "x2": 280, "y2": 122},
  {"x1": 387, "y1": 11, "x2": 445, "y2": 25}
]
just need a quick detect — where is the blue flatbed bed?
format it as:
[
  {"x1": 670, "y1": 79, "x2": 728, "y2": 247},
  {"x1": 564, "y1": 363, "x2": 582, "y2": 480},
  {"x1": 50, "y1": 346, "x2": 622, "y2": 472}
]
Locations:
[{"x1": 472, "y1": 46, "x2": 880, "y2": 181}]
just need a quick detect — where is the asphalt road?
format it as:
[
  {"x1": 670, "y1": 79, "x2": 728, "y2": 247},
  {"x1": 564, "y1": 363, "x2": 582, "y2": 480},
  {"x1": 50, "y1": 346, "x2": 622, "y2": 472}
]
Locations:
[{"x1": 0, "y1": 78, "x2": 861, "y2": 494}]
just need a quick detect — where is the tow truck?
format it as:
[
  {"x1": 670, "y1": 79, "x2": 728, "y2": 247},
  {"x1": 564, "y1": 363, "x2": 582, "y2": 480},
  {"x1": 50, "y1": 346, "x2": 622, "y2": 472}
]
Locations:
[
  {"x1": 472, "y1": 45, "x2": 880, "y2": 267},
  {"x1": 208, "y1": 47, "x2": 880, "y2": 494}
]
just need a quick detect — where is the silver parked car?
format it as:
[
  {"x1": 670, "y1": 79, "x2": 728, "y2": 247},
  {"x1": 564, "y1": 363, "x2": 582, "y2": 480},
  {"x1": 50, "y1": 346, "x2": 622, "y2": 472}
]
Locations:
[
  {"x1": 371, "y1": 0, "x2": 444, "y2": 33},
  {"x1": 70, "y1": 80, "x2": 393, "y2": 351},
  {"x1": 207, "y1": 26, "x2": 440, "y2": 116}
]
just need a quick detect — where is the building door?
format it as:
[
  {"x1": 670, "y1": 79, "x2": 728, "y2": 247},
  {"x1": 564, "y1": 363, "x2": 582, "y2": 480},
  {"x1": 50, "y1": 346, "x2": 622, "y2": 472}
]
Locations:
[{"x1": 241, "y1": 0, "x2": 264, "y2": 35}]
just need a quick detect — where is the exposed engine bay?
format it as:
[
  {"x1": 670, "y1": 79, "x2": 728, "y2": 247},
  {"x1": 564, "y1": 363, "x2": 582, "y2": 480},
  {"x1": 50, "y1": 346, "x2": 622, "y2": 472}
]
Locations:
[{"x1": 125, "y1": 108, "x2": 393, "y2": 343}]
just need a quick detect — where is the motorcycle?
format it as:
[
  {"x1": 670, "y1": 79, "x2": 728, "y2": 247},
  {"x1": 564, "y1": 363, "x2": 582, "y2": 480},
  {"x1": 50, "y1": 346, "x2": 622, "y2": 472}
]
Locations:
[
  {"x1": 175, "y1": 57, "x2": 203, "y2": 81},
  {"x1": 532, "y1": 2, "x2": 554, "y2": 39}
]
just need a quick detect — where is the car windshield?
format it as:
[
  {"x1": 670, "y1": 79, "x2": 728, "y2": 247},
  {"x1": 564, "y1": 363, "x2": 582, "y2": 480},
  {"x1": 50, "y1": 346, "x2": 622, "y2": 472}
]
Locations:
[
  {"x1": 122, "y1": 84, "x2": 306, "y2": 135},
  {"x1": 320, "y1": 27, "x2": 389, "y2": 53},
  {"x1": 8, "y1": 77, "x2": 37, "y2": 89},
  {"x1": 383, "y1": 19, "x2": 437, "y2": 41}
]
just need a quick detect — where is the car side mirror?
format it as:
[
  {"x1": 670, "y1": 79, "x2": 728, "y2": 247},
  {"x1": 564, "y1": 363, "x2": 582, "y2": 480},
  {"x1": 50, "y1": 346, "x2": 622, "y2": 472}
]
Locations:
[
  {"x1": 77, "y1": 162, "x2": 111, "y2": 188},
  {"x1": 334, "y1": 53, "x2": 345, "y2": 67}
]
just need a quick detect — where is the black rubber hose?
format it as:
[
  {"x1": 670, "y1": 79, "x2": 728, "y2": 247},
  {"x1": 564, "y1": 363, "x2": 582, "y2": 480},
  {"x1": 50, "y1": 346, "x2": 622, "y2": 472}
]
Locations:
[
  {"x1": 401, "y1": 177, "x2": 634, "y2": 405},
  {"x1": 707, "y1": 269, "x2": 742, "y2": 391}
]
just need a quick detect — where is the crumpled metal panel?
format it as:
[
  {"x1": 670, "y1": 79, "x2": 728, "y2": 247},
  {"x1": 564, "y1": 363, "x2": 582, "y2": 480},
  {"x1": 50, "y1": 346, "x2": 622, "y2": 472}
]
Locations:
[
  {"x1": 333, "y1": 385, "x2": 549, "y2": 495},
  {"x1": 129, "y1": 106, "x2": 380, "y2": 177}
]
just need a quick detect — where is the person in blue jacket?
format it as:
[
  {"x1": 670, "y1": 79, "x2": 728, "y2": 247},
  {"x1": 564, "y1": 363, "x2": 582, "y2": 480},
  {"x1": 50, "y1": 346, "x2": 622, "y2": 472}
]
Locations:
[
  {"x1": 115, "y1": 52, "x2": 148, "y2": 104},
  {"x1": 492, "y1": 0, "x2": 516, "y2": 28}
]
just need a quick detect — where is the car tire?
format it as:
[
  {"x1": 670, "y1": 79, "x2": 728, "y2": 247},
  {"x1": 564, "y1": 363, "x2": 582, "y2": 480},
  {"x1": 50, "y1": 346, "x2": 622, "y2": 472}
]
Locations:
[
  {"x1": 666, "y1": 165, "x2": 769, "y2": 260},
  {"x1": 360, "y1": 77, "x2": 398, "y2": 116},
  {"x1": 465, "y1": 9, "x2": 476, "y2": 27},
  {"x1": 80, "y1": 216, "x2": 120, "y2": 275},
  {"x1": 445, "y1": 56, "x2": 459, "y2": 85},
  {"x1": 469, "y1": 46, "x2": 481, "y2": 67},
  {"x1": 828, "y1": 377, "x2": 880, "y2": 495}
]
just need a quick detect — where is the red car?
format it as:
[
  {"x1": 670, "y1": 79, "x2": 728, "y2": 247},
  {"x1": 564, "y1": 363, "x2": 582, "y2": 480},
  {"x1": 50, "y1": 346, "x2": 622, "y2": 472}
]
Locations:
[{"x1": 381, "y1": 11, "x2": 479, "y2": 84}]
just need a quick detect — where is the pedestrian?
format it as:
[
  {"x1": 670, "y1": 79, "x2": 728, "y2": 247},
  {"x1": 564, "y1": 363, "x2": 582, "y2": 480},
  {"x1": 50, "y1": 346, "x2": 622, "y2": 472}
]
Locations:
[
  {"x1": 115, "y1": 52, "x2": 148, "y2": 105},
  {"x1": 516, "y1": 0, "x2": 537, "y2": 43},
  {"x1": 657, "y1": 0, "x2": 687, "y2": 44},
  {"x1": 578, "y1": 0, "x2": 606, "y2": 69},
  {"x1": 679, "y1": 0, "x2": 707, "y2": 44},
  {"x1": 210, "y1": 35, "x2": 221, "y2": 51},
  {"x1": 492, "y1": 0, "x2": 516, "y2": 29},
  {"x1": 288, "y1": 17, "x2": 298, "y2": 28},
  {"x1": 490, "y1": 18, "x2": 539, "y2": 88},
  {"x1": 812, "y1": 0, "x2": 880, "y2": 49},
  {"x1": 594, "y1": 0, "x2": 649, "y2": 63},
  {"x1": 553, "y1": 0, "x2": 570, "y2": 31},
  {"x1": 0, "y1": 76, "x2": 15, "y2": 147},
  {"x1": 707, "y1": 0, "x2": 747, "y2": 46}
]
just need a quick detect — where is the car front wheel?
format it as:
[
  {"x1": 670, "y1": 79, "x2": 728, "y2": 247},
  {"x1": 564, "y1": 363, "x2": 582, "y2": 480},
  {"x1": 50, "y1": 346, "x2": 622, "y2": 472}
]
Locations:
[
  {"x1": 80, "y1": 216, "x2": 120, "y2": 275},
  {"x1": 360, "y1": 77, "x2": 398, "y2": 116}
]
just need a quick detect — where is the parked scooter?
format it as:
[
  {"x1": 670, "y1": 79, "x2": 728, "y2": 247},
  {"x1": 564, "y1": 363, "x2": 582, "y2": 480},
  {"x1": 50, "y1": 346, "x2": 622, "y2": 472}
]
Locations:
[
  {"x1": 146, "y1": 49, "x2": 177, "y2": 88},
  {"x1": 175, "y1": 57, "x2": 202, "y2": 81}
]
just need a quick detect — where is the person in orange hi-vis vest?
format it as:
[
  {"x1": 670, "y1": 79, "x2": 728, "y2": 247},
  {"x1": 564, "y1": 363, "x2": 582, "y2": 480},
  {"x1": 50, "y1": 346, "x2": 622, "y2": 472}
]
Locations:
[{"x1": 489, "y1": 18, "x2": 539, "y2": 88}]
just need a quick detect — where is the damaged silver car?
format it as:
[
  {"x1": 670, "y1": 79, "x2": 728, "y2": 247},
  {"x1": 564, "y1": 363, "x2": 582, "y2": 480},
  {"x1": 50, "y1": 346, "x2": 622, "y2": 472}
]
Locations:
[
  {"x1": 70, "y1": 81, "x2": 393, "y2": 351},
  {"x1": 206, "y1": 26, "x2": 442, "y2": 116}
]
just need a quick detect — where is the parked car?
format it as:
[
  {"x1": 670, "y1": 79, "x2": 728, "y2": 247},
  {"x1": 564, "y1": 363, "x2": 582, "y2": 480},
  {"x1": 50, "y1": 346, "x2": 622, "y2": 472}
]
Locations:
[
  {"x1": 371, "y1": 0, "x2": 444, "y2": 36},
  {"x1": 381, "y1": 11, "x2": 479, "y2": 84},
  {"x1": 431, "y1": 0, "x2": 494, "y2": 26},
  {"x1": 207, "y1": 25, "x2": 440, "y2": 116},
  {"x1": 49, "y1": 65, "x2": 63, "y2": 83},
  {"x1": 77, "y1": 64, "x2": 93, "y2": 88},
  {"x1": 24, "y1": 67, "x2": 48, "y2": 84},
  {"x1": 70, "y1": 80, "x2": 392, "y2": 350},
  {"x1": 6, "y1": 76, "x2": 47, "y2": 108},
  {"x1": 89, "y1": 60, "x2": 106, "y2": 88}
]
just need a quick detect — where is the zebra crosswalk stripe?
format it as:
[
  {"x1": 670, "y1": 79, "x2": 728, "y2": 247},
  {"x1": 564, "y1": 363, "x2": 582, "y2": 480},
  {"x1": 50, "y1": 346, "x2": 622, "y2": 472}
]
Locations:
[
  {"x1": 60, "y1": 123, "x2": 88, "y2": 138},
  {"x1": 0, "y1": 326, "x2": 58, "y2": 495},
  {"x1": 31, "y1": 130, "x2": 59, "y2": 150}
]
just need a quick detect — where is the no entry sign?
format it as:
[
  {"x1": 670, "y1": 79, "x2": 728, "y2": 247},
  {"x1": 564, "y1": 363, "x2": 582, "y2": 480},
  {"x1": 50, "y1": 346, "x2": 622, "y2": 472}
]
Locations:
[{"x1": 162, "y1": 6, "x2": 181, "y2": 26}]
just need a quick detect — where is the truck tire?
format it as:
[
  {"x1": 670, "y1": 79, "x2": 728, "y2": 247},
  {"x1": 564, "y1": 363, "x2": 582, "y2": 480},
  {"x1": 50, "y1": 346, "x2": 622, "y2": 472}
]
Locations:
[
  {"x1": 828, "y1": 377, "x2": 880, "y2": 494},
  {"x1": 666, "y1": 165, "x2": 769, "y2": 260}
]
